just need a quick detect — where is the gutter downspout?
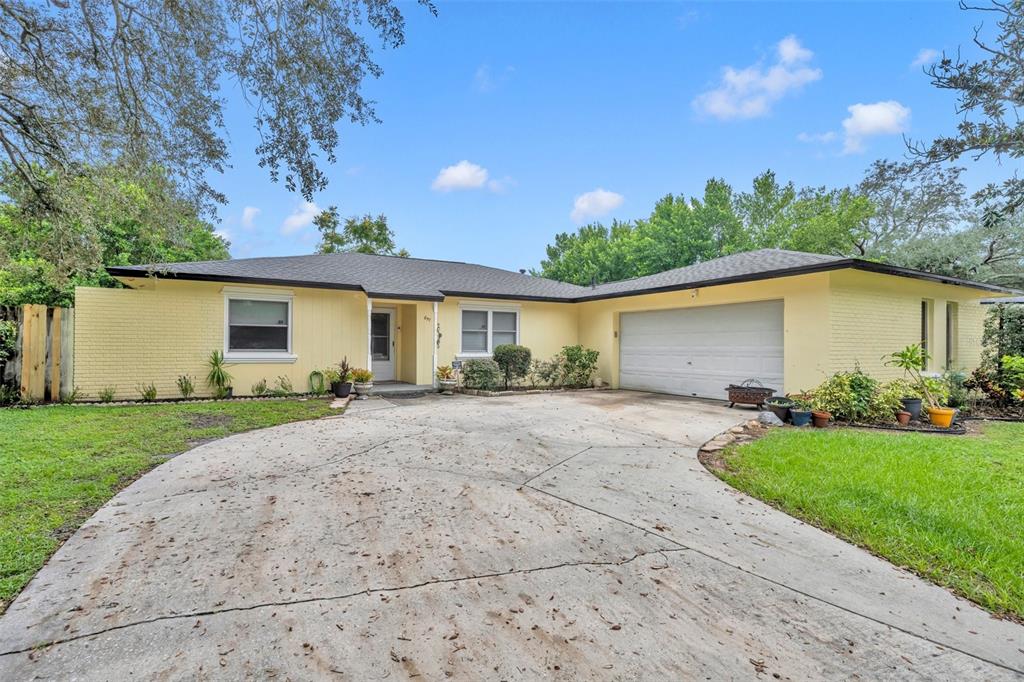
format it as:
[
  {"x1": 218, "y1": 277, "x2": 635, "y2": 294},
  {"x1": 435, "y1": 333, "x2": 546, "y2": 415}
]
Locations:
[
  {"x1": 432, "y1": 301, "x2": 438, "y2": 389},
  {"x1": 366, "y1": 297, "x2": 373, "y2": 372}
]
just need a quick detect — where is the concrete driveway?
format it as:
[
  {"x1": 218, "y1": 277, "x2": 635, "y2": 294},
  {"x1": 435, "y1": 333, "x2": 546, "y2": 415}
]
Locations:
[{"x1": 1, "y1": 391, "x2": 1021, "y2": 679}]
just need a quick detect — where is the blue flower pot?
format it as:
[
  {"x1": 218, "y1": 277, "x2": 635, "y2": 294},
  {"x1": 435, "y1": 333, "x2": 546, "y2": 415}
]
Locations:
[{"x1": 790, "y1": 410, "x2": 812, "y2": 427}]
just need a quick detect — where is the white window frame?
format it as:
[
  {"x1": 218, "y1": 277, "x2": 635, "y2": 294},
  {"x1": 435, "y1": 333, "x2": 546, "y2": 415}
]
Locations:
[
  {"x1": 458, "y1": 303, "x2": 520, "y2": 358},
  {"x1": 222, "y1": 287, "x2": 297, "y2": 363}
]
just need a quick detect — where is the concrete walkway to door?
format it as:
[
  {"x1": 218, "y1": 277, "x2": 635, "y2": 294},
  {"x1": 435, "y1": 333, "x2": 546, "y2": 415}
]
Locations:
[{"x1": 0, "y1": 391, "x2": 1021, "y2": 679}]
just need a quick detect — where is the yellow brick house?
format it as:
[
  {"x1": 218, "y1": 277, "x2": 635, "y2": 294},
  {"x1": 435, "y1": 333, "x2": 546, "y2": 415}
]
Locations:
[{"x1": 73, "y1": 249, "x2": 1011, "y2": 400}]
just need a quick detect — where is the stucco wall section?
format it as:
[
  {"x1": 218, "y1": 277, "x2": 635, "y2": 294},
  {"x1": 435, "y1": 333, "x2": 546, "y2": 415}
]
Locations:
[{"x1": 75, "y1": 280, "x2": 368, "y2": 399}]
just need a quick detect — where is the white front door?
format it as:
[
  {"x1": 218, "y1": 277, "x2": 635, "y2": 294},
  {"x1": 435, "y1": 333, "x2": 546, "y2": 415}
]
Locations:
[
  {"x1": 618, "y1": 300, "x2": 784, "y2": 400},
  {"x1": 370, "y1": 309, "x2": 395, "y2": 381}
]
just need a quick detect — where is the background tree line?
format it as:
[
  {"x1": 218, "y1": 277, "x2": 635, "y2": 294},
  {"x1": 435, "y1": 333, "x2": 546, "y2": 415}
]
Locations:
[{"x1": 536, "y1": 161, "x2": 1024, "y2": 289}]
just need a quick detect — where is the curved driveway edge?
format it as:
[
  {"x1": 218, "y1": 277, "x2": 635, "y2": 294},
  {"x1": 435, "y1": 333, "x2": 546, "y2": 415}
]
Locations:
[{"x1": 1, "y1": 391, "x2": 1021, "y2": 679}]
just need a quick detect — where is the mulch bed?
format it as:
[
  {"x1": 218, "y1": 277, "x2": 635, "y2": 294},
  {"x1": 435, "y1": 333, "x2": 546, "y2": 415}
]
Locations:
[{"x1": 457, "y1": 386, "x2": 610, "y2": 397}]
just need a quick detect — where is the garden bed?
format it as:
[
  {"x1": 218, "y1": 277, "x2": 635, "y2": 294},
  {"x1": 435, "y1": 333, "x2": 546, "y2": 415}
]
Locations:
[
  {"x1": 841, "y1": 419, "x2": 968, "y2": 435},
  {"x1": 457, "y1": 386, "x2": 610, "y2": 397},
  {"x1": 9, "y1": 393, "x2": 329, "y2": 409}
]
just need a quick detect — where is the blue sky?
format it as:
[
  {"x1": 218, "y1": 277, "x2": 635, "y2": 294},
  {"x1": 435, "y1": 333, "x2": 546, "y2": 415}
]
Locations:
[{"x1": 213, "y1": 1, "x2": 1000, "y2": 271}]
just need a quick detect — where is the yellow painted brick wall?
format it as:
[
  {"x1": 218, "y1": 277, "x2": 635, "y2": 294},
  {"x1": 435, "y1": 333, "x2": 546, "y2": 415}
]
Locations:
[
  {"x1": 435, "y1": 297, "x2": 579, "y2": 368},
  {"x1": 74, "y1": 280, "x2": 368, "y2": 400},
  {"x1": 826, "y1": 270, "x2": 989, "y2": 380}
]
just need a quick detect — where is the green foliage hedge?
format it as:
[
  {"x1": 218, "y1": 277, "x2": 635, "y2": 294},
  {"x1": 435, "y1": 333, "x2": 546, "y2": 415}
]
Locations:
[
  {"x1": 492, "y1": 344, "x2": 532, "y2": 389},
  {"x1": 461, "y1": 358, "x2": 501, "y2": 391}
]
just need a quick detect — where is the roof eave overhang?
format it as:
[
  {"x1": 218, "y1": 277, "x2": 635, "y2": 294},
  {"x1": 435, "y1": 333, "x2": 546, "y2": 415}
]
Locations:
[
  {"x1": 108, "y1": 258, "x2": 1016, "y2": 305},
  {"x1": 571, "y1": 259, "x2": 1017, "y2": 302}
]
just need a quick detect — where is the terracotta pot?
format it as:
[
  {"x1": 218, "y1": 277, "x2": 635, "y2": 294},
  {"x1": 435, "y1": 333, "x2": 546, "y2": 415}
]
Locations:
[
  {"x1": 927, "y1": 406, "x2": 956, "y2": 428},
  {"x1": 811, "y1": 410, "x2": 831, "y2": 428},
  {"x1": 896, "y1": 410, "x2": 912, "y2": 426}
]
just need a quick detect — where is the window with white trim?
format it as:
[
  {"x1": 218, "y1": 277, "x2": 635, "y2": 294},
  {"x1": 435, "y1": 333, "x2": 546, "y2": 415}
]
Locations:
[
  {"x1": 223, "y1": 291, "x2": 295, "y2": 361},
  {"x1": 460, "y1": 307, "x2": 519, "y2": 355}
]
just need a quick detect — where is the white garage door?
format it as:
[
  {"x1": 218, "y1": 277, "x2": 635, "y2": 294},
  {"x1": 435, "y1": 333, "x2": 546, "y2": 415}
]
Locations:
[{"x1": 619, "y1": 300, "x2": 784, "y2": 400}]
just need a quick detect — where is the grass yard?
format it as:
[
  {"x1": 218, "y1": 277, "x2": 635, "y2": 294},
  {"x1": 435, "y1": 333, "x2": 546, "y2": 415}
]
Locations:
[
  {"x1": 0, "y1": 398, "x2": 336, "y2": 609},
  {"x1": 714, "y1": 422, "x2": 1024, "y2": 621}
]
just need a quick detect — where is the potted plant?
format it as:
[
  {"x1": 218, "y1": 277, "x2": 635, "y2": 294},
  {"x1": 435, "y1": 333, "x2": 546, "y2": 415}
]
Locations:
[
  {"x1": 896, "y1": 410, "x2": 912, "y2": 426},
  {"x1": 765, "y1": 396, "x2": 794, "y2": 423},
  {"x1": 351, "y1": 368, "x2": 374, "y2": 399},
  {"x1": 333, "y1": 356, "x2": 354, "y2": 398},
  {"x1": 206, "y1": 350, "x2": 233, "y2": 399},
  {"x1": 788, "y1": 395, "x2": 813, "y2": 426},
  {"x1": 885, "y1": 344, "x2": 955, "y2": 428},
  {"x1": 811, "y1": 409, "x2": 831, "y2": 428},
  {"x1": 436, "y1": 365, "x2": 457, "y2": 395}
]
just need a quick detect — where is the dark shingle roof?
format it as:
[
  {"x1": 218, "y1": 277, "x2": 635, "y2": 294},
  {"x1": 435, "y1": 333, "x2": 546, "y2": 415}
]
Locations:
[
  {"x1": 108, "y1": 248, "x2": 1012, "y2": 301},
  {"x1": 582, "y1": 249, "x2": 844, "y2": 299},
  {"x1": 108, "y1": 252, "x2": 589, "y2": 301}
]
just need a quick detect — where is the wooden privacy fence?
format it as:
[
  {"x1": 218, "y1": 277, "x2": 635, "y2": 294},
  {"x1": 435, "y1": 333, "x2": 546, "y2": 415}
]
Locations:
[{"x1": 1, "y1": 304, "x2": 74, "y2": 402}]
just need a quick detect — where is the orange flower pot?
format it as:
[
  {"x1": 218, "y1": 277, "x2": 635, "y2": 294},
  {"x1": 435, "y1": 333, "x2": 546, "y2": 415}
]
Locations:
[
  {"x1": 811, "y1": 410, "x2": 831, "y2": 428},
  {"x1": 927, "y1": 407, "x2": 956, "y2": 428}
]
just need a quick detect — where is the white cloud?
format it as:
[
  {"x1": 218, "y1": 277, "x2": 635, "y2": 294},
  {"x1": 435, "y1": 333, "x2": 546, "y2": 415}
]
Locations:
[
  {"x1": 473, "y1": 64, "x2": 514, "y2": 93},
  {"x1": 474, "y1": 65, "x2": 495, "y2": 93},
  {"x1": 692, "y1": 35, "x2": 822, "y2": 120},
  {"x1": 570, "y1": 188, "x2": 624, "y2": 223},
  {"x1": 240, "y1": 206, "x2": 260, "y2": 230},
  {"x1": 777, "y1": 35, "x2": 813, "y2": 65},
  {"x1": 487, "y1": 176, "x2": 516, "y2": 193},
  {"x1": 432, "y1": 160, "x2": 490, "y2": 192},
  {"x1": 796, "y1": 131, "x2": 837, "y2": 143},
  {"x1": 280, "y1": 201, "x2": 320, "y2": 235},
  {"x1": 911, "y1": 48, "x2": 939, "y2": 68},
  {"x1": 842, "y1": 100, "x2": 911, "y2": 154}
]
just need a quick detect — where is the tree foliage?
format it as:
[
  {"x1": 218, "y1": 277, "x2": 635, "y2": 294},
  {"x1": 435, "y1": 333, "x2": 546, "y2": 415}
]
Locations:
[
  {"x1": 910, "y1": 1, "x2": 1024, "y2": 215},
  {"x1": 0, "y1": 0, "x2": 433, "y2": 215},
  {"x1": 0, "y1": 165, "x2": 229, "y2": 306},
  {"x1": 536, "y1": 162, "x2": 1022, "y2": 289},
  {"x1": 314, "y1": 208, "x2": 408, "y2": 256}
]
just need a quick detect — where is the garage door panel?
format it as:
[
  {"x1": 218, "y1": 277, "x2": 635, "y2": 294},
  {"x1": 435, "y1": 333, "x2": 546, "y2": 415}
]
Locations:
[{"x1": 619, "y1": 301, "x2": 783, "y2": 400}]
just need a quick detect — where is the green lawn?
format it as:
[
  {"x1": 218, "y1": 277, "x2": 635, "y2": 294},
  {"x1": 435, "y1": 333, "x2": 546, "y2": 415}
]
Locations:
[
  {"x1": 0, "y1": 399, "x2": 336, "y2": 608},
  {"x1": 715, "y1": 423, "x2": 1024, "y2": 621}
]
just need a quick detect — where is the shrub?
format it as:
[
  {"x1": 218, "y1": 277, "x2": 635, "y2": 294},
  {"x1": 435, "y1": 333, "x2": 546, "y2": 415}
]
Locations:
[
  {"x1": 865, "y1": 380, "x2": 913, "y2": 422},
  {"x1": 0, "y1": 384, "x2": 21, "y2": 407},
  {"x1": 271, "y1": 375, "x2": 294, "y2": 395},
  {"x1": 98, "y1": 386, "x2": 117, "y2": 403},
  {"x1": 809, "y1": 370, "x2": 877, "y2": 421},
  {"x1": 206, "y1": 350, "x2": 233, "y2": 392},
  {"x1": 176, "y1": 375, "x2": 195, "y2": 399},
  {"x1": 351, "y1": 368, "x2": 373, "y2": 383},
  {"x1": 492, "y1": 344, "x2": 532, "y2": 389},
  {"x1": 60, "y1": 387, "x2": 83, "y2": 404},
  {"x1": 983, "y1": 304, "x2": 1024, "y2": 363},
  {"x1": 251, "y1": 378, "x2": 268, "y2": 396},
  {"x1": 943, "y1": 370, "x2": 968, "y2": 409},
  {"x1": 137, "y1": 383, "x2": 157, "y2": 402},
  {"x1": 322, "y1": 368, "x2": 341, "y2": 384},
  {"x1": 560, "y1": 345, "x2": 600, "y2": 387},
  {"x1": 0, "y1": 319, "x2": 16, "y2": 362},
  {"x1": 526, "y1": 358, "x2": 558, "y2": 387},
  {"x1": 1003, "y1": 355, "x2": 1024, "y2": 393},
  {"x1": 461, "y1": 358, "x2": 501, "y2": 391}
]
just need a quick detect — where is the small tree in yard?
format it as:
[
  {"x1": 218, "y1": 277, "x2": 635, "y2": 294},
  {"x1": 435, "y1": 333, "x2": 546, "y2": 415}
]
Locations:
[{"x1": 493, "y1": 344, "x2": 532, "y2": 389}]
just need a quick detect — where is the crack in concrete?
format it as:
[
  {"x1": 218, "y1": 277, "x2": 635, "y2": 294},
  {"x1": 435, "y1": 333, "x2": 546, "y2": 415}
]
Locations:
[
  {"x1": 0, "y1": 548, "x2": 687, "y2": 658},
  {"x1": 520, "y1": 446, "x2": 593, "y2": 486},
  {"x1": 523, "y1": 483, "x2": 1024, "y2": 676}
]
